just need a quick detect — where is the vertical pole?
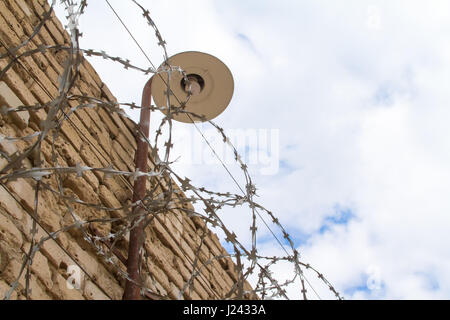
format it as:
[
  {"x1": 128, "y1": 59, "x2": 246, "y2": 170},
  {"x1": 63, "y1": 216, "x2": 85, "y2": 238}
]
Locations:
[{"x1": 123, "y1": 77, "x2": 153, "y2": 300}]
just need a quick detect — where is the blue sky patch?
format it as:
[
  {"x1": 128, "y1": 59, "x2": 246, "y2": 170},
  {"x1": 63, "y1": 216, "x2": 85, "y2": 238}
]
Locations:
[
  {"x1": 344, "y1": 273, "x2": 386, "y2": 298},
  {"x1": 374, "y1": 85, "x2": 395, "y2": 106},
  {"x1": 319, "y1": 206, "x2": 355, "y2": 234},
  {"x1": 279, "y1": 159, "x2": 295, "y2": 174}
]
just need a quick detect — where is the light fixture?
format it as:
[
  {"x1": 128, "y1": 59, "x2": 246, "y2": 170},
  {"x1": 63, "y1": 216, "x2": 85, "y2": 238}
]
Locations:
[{"x1": 151, "y1": 51, "x2": 234, "y2": 123}]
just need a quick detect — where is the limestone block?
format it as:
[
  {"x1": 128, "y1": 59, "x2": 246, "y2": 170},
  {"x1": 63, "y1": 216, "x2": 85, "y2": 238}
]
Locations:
[
  {"x1": 0, "y1": 249, "x2": 50, "y2": 299},
  {"x1": 179, "y1": 237, "x2": 197, "y2": 263},
  {"x1": 0, "y1": 253, "x2": 51, "y2": 299},
  {"x1": 98, "y1": 184, "x2": 125, "y2": 218},
  {"x1": 153, "y1": 280, "x2": 167, "y2": 296},
  {"x1": 143, "y1": 256, "x2": 170, "y2": 290},
  {"x1": 189, "y1": 290, "x2": 201, "y2": 300},
  {"x1": 167, "y1": 281, "x2": 184, "y2": 300},
  {"x1": 111, "y1": 140, "x2": 134, "y2": 170},
  {"x1": 152, "y1": 218, "x2": 190, "y2": 261},
  {"x1": 63, "y1": 175, "x2": 98, "y2": 204},
  {"x1": 0, "y1": 255, "x2": 22, "y2": 284},
  {"x1": 26, "y1": 276, "x2": 53, "y2": 300},
  {"x1": 0, "y1": 136, "x2": 18, "y2": 156},
  {"x1": 163, "y1": 215, "x2": 182, "y2": 244},
  {"x1": 45, "y1": 18, "x2": 65, "y2": 45},
  {"x1": 20, "y1": 244, "x2": 53, "y2": 290},
  {"x1": 38, "y1": 234, "x2": 73, "y2": 271},
  {"x1": 94, "y1": 271, "x2": 122, "y2": 300},
  {"x1": 173, "y1": 256, "x2": 192, "y2": 282},
  {"x1": 96, "y1": 108, "x2": 120, "y2": 139},
  {"x1": 0, "y1": 157, "x2": 7, "y2": 171},
  {"x1": 0, "y1": 60, "x2": 38, "y2": 107},
  {"x1": 6, "y1": 178, "x2": 35, "y2": 212},
  {"x1": 16, "y1": 0, "x2": 32, "y2": 17},
  {"x1": 193, "y1": 277, "x2": 211, "y2": 299},
  {"x1": 0, "y1": 185, "x2": 25, "y2": 220},
  {"x1": 0, "y1": 210, "x2": 23, "y2": 247},
  {"x1": 0, "y1": 241, "x2": 10, "y2": 273},
  {"x1": 66, "y1": 242, "x2": 99, "y2": 278}
]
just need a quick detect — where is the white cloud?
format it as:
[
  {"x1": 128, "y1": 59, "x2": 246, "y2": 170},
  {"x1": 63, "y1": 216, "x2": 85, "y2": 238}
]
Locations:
[{"x1": 54, "y1": 0, "x2": 450, "y2": 299}]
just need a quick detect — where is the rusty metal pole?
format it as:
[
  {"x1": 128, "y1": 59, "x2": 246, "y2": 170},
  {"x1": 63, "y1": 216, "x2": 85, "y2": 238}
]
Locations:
[{"x1": 123, "y1": 77, "x2": 153, "y2": 300}]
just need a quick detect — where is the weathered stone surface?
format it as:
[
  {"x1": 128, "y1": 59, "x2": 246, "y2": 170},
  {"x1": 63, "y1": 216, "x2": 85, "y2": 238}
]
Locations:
[
  {"x1": 98, "y1": 184, "x2": 125, "y2": 217},
  {"x1": 0, "y1": 252, "x2": 52, "y2": 299},
  {"x1": 63, "y1": 175, "x2": 98, "y2": 204},
  {"x1": 0, "y1": 60, "x2": 38, "y2": 108},
  {"x1": 94, "y1": 270, "x2": 123, "y2": 300},
  {"x1": 37, "y1": 230, "x2": 73, "y2": 271},
  {"x1": 21, "y1": 243, "x2": 53, "y2": 290},
  {"x1": 0, "y1": 260, "x2": 52, "y2": 300},
  {"x1": 83, "y1": 280, "x2": 110, "y2": 300},
  {"x1": 26, "y1": 276, "x2": 53, "y2": 300},
  {"x1": 0, "y1": 280, "x2": 18, "y2": 300},
  {"x1": 0, "y1": 157, "x2": 7, "y2": 171},
  {"x1": 0, "y1": 255, "x2": 22, "y2": 284},
  {"x1": 52, "y1": 273, "x2": 84, "y2": 300},
  {"x1": 55, "y1": 138, "x2": 99, "y2": 189},
  {"x1": 0, "y1": 135, "x2": 18, "y2": 156},
  {"x1": 0, "y1": 240, "x2": 11, "y2": 273},
  {"x1": 66, "y1": 242, "x2": 99, "y2": 278},
  {"x1": 16, "y1": 0, "x2": 32, "y2": 17},
  {"x1": 32, "y1": 251, "x2": 53, "y2": 290},
  {"x1": 144, "y1": 255, "x2": 170, "y2": 291},
  {"x1": 6, "y1": 178, "x2": 35, "y2": 213}
]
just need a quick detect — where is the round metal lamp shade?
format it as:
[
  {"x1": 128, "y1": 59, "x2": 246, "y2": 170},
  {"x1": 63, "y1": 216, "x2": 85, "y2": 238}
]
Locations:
[{"x1": 151, "y1": 51, "x2": 234, "y2": 123}]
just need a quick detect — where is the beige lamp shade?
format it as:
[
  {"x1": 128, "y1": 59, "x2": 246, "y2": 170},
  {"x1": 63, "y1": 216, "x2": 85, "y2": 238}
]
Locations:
[{"x1": 151, "y1": 51, "x2": 234, "y2": 123}]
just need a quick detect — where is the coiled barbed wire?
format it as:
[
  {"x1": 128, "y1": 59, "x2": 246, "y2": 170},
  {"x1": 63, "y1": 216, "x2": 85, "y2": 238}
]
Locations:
[{"x1": 0, "y1": 0, "x2": 342, "y2": 300}]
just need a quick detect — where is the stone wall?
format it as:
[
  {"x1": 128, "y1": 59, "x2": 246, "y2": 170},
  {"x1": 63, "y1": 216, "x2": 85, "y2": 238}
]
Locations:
[{"x1": 0, "y1": 0, "x2": 253, "y2": 300}]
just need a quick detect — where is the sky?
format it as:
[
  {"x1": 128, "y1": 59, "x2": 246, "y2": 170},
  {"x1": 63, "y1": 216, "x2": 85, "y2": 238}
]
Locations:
[{"x1": 54, "y1": 0, "x2": 450, "y2": 299}]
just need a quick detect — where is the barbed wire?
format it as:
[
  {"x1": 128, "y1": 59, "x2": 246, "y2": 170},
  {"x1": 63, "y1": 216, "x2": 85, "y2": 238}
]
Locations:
[{"x1": 0, "y1": 0, "x2": 342, "y2": 300}]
